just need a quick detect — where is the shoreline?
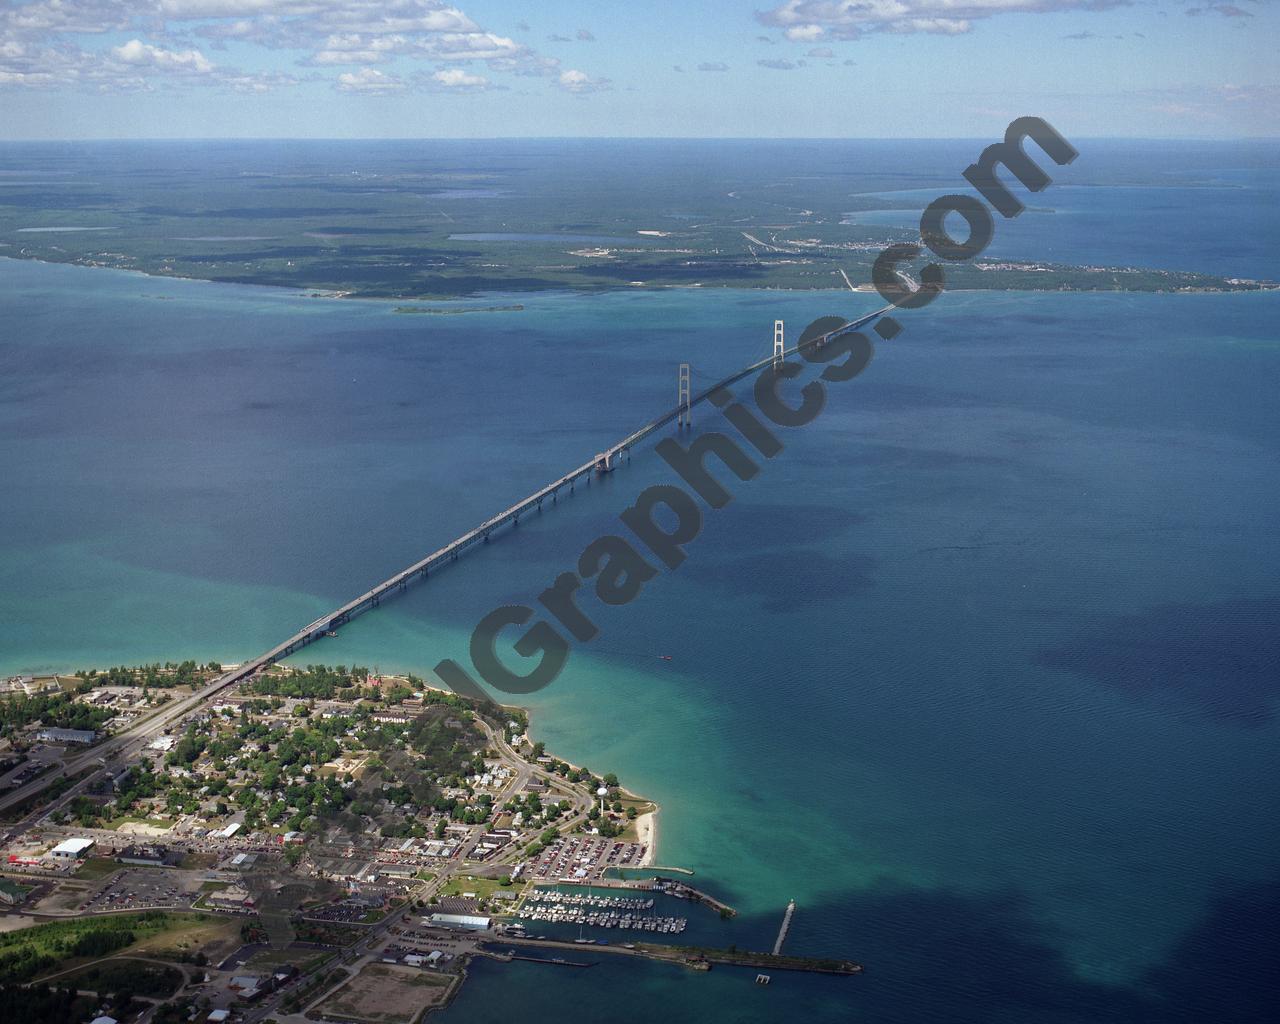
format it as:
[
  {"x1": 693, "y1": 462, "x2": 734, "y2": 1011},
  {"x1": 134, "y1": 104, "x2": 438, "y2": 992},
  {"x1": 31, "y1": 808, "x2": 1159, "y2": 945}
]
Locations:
[
  {"x1": 518, "y1": 703, "x2": 661, "y2": 866},
  {"x1": 2, "y1": 660, "x2": 664, "y2": 866}
]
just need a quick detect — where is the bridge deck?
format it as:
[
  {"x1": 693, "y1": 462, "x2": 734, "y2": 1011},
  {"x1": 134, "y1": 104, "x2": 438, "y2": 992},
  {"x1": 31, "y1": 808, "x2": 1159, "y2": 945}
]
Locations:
[{"x1": 218, "y1": 306, "x2": 893, "y2": 688}]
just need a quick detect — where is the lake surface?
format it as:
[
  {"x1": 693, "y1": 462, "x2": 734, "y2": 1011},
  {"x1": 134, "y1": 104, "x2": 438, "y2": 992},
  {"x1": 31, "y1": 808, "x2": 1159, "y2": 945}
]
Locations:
[{"x1": 2, "y1": 140, "x2": 1279, "y2": 1024}]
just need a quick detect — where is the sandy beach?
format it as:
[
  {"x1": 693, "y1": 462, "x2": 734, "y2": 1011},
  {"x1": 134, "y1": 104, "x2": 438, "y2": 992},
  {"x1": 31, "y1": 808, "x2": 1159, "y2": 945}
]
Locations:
[{"x1": 636, "y1": 809, "x2": 658, "y2": 866}]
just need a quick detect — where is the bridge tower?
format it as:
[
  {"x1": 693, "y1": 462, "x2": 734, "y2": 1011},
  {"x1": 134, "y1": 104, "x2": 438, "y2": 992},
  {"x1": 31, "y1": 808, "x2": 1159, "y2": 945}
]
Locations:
[
  {"x1": 677, "y1": 362, "x2": 691, "y2": 431},
  {"x1": 773, "y1": 319, "x2": 785, "y2": 363}
]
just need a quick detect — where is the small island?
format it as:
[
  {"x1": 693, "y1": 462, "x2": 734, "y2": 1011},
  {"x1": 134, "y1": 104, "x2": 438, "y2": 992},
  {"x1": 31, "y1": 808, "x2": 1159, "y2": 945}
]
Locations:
[{"x1": 1, "y1": 663, "x2": 857, "y2": 1024}]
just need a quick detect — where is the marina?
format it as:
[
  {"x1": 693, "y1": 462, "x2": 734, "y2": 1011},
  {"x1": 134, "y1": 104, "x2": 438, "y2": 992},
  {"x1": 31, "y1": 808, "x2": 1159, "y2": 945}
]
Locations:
[{"x1": 519, "y1": 890, "x2": 688, "y2": 935}]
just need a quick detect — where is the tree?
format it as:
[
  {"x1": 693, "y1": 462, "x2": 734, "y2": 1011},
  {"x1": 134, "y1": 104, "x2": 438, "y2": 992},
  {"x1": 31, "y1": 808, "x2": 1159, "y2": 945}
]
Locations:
[{"x1": 603, "y1": 773, "x2": 619, "y2": 788}]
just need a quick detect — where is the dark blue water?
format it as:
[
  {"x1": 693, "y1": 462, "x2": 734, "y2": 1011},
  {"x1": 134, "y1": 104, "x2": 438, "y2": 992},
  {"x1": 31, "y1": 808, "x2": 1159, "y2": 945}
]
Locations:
[
  {"x1": 846, "y1": 174, "x2": 1280, "y2": 281},
  {"x1": 2, "y1": 140, "x2": 1279, "y2": 1023}
]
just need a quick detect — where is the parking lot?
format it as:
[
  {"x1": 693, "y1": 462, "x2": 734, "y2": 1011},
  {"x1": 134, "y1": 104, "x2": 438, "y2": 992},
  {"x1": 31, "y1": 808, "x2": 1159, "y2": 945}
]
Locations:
[
  {"x1": 80, "y1": 868, "x2": 199, "y2": 912},
  {"x1": 527, "y1": 837, "x2": 645, "y2": 880}
]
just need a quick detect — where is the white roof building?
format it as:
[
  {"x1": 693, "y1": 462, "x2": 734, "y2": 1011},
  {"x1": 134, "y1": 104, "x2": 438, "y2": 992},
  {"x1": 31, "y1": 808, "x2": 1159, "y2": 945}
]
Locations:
[
  {"x1": 50, "y1": 837, "x2": 95, "y2": 858},
  {"x1": 36, "y1": 727, "x2": 97, "y2": 744},
  {"x1": 426, "y1": 913, "x2": 491, "y2": 931}
]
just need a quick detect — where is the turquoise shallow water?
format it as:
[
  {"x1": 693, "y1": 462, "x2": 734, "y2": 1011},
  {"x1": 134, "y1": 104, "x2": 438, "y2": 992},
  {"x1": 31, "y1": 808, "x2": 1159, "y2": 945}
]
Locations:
[{"x1": 2, "y1": 253, "x2": 1279, "y2": 1022}]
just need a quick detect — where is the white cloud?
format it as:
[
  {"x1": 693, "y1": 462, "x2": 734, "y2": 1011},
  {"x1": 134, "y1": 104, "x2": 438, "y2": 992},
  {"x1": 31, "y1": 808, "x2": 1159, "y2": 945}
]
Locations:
[
  {"x1": 0, "y1": 0, "x2": 581, "y2": 93},
  {"x1": 784, "y1": 24, "x2": 825, "y2": 41},
  {"x1": 758, "y1": 0, "x2": 1129, "y2": 39},
  {"x1": 112, "y1": 38, "x2": 214, "y2": 74},
  {"x1": 432, "y1": 66, "x2": 488, "y2": 88},
  {"x1": 0, "y1": 33, "x2": 292, "y2": 91},
  {"x1": 335, "y1": 66, "x2": 404, "y2": 91},
  {"x1": 557, "y1": 68, "x2": 609, "y2": 93}
]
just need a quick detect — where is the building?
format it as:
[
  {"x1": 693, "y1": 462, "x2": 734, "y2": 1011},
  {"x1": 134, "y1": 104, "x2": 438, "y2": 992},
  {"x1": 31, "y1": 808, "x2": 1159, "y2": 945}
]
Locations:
[
  {"x1": 229, "y1": 975, "x2": 265, "y2": 1001},
  {"x1": 0, "y1": 878, "x2": 30, "y2": 906},
  {"x1": 117, "y1": 845, "x2": 175, "y2": 867},
  {"x1": 35, "y1": 727, "x2": 97, "y2": 745},
  {"x1": 89, "y1": 1016, "x2": 118, "y2": 1024},
  {"x1": 207, "y1": 885, "x2": 255, "y2": 911},
  {"x1": 50, "y1": 837, "x2": 95, "y2": 860},
  {"x1": 207, "y1": 1011, "x2": 230, "y2": 1023},
  {"x1": 426, "y1": 912, "x2": 491, "y2": 931}
]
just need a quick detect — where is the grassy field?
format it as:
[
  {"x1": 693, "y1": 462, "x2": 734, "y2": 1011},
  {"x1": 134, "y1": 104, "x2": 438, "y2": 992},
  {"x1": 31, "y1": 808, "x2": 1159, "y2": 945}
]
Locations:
[
  {"x1": 177, "y1": 851, "x2": 219, "y2": 870},
  {"x1": 246, "y1": 944, "x2": 334, "y2": 974},
  {"x1": 75, "y1": 856, "x2": 123, "y2": 880},
  {"x1": 436, "y1": 874, "x2": 517, "y2": 901},
  {"x1": 120, "y1": 912, "x2": 242, "y2": 962},
  {"x1": 1, "y1": 910, "x2": 177, "y2": 983}
]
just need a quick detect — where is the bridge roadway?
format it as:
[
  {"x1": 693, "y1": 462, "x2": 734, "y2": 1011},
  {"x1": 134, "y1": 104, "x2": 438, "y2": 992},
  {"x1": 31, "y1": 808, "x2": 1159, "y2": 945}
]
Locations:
[
  {"x1": 0, "y1": 306, "x2": 892, "y2": 828},
  {"x1": 223, "y1": 304, "x2": 895, "y2": 686}
]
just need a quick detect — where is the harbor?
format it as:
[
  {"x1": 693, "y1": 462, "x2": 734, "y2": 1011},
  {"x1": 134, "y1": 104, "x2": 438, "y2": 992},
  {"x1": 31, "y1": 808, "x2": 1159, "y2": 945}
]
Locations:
[{"x1": 518, "y1": 889, "x2": 688, "y2": 935}]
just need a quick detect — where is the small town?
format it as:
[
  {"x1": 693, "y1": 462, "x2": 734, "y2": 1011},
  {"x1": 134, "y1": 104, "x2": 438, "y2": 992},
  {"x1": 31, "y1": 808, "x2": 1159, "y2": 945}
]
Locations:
[{"x1": 1, "y1": 663, "x2": 851, "y2": 1024}]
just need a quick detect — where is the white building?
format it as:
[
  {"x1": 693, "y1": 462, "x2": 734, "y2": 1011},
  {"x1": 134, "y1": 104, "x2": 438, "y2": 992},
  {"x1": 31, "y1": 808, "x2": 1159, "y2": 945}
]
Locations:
[
  {"x1": 50, "y1": 837, "x2": 95, "y2": 859},
  {"x1": 36, "y1": 727, "x2": 97, "y2": 745},
  {"x1": 426, "y1": 913, "x2": 491, "y2": 931}
]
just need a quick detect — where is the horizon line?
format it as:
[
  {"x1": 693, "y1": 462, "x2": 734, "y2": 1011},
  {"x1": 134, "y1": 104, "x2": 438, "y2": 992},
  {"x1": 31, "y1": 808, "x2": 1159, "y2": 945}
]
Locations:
[{"x1": 2, "y1": 134, "x2": 1279, "y2": 144}]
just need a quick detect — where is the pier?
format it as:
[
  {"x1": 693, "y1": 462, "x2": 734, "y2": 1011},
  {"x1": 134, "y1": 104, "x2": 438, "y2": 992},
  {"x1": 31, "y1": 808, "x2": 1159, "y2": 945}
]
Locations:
[
  {"x1": 486, "y1": 935, "x2": 861, "y2": 976},
  {"x1": 772, "y1": 898, "x2": 796, "y2": 956}
]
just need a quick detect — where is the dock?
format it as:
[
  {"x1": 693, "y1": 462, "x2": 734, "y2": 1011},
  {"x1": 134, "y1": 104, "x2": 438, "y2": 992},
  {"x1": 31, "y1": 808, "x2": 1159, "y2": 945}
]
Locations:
[{"x1": 547, "y1": 875, "x2": 737, "y2": 918}]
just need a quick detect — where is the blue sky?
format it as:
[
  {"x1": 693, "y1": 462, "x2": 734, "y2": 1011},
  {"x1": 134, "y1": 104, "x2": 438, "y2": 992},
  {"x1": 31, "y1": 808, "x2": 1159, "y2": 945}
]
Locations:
[{"x1": 0, "y1": 1, "x2": 1275, "y2": 139}]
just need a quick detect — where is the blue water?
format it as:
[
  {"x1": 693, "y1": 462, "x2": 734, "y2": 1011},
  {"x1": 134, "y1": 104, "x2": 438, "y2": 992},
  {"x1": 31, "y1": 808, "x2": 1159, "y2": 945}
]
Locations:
[
  {"x1": 846, "y1": 175, "x2": 1280, "y2": 281},
  {"x1": 2, "y1": 141, "x2": 1280, "y2": 1024}
]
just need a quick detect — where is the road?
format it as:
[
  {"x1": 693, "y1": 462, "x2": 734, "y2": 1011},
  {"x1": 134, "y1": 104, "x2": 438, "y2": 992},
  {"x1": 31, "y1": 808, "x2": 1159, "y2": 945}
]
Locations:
[{"x1": 0, "y1": 667, "x2": 254, "y2": 838}]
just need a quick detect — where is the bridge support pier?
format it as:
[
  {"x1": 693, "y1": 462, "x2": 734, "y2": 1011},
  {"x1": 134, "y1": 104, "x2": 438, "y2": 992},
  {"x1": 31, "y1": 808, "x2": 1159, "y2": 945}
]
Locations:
[{"x1": 678, "y1": 362, "x2": 691, "y2": 431}]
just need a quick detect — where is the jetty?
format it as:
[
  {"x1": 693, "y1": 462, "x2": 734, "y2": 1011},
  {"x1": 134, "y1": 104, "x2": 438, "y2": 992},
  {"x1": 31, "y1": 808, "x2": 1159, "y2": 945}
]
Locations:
[
  {"x1": 772, "y1": 898, "x2": 796, "y2": 955},
  {"x1": 485, "y1": 935, "x2": 861, "y2": 976}
]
